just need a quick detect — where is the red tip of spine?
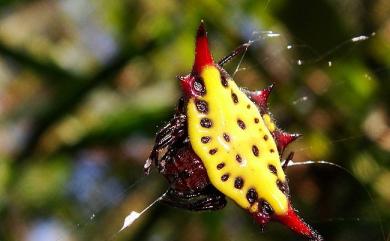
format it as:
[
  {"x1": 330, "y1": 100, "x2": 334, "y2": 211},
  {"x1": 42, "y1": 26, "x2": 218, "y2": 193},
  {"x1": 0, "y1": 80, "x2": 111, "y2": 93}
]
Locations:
[
  {"x1": 274, "y1": 204, "x2": 323, "y2": 241},
  {"x1": 273, "y1": 130, "x2": 301, "y2": 154},
  {"x1": 249, "y1": 84, "x2": 274, "y2": 111},
  {"x1": 193, "y1": 21, "x2": 214, "y2": 73}
]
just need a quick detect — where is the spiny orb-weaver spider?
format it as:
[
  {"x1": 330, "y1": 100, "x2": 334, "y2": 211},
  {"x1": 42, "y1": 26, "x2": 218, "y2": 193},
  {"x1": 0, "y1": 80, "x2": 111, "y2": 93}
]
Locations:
[{"x1": 144, "y1": 21, "x2": 323, "y2": 241}]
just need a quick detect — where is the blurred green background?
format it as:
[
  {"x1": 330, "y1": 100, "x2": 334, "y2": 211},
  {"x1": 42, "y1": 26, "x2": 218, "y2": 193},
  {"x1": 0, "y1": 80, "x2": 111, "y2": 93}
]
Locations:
[{"x1": 0, "y1": 0, "x2": 389, "y2": 241}]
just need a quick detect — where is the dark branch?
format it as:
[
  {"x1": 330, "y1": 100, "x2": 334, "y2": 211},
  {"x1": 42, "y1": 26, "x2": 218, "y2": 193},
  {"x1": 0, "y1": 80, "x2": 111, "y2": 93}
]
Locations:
[
  {"x1": 0, "y1": 40, "x2": 81, "y2": 82},
  {"x1": 13, "y1": 37, "x2": 170, "y2": 162}
]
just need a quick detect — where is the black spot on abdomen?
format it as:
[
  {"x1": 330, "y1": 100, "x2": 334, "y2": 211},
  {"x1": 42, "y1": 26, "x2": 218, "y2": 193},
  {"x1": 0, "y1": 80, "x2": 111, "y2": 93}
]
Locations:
[
  {"x1": 246, "y1": 188, "x2": 258, "y2": 204},
  {"x1": 221, "y1": 174, "x2": 230, "y2": 182},
  {"x1": 235, "y1": 154, "x2": 242, "y2": 163},
  {"x1": 237, "y1": 119, "x2": 246, "y2": 129},
  {"x1": 252, "y1": 145, "x2": 259, "y2": 157},
  {"x1": 201, "y1": 136, "x2": 211, "y2": 143},
  {"x1": 217, "y1": 163, "x2": 225, "y2": 170},
  {"x1": 209, "y1": 148, "x2": 218, "y2": 155},
  {"x1": 268, "y1": 164, "x2": 277, "y2": 175},
  {"x1": 231, "y1": 92, "x2": 238, "y2": 104},
  {"x1": 200, "y1": 118, "x2": 212, "y2": 128},
  {"x1": 195, "y1": 99, "x2": 208, "y2": 113},
  {"x1": 277, "y1": 180, "x2": 289, "y2": 195},
  {"x1": 193, "y1": 77, "x2": 206, "y2": 95},
  {"x1": 223, "y1": 133, "x2": 230, "y2": 142},
  {"x1": 234, "y1": 177, "x2": 244, "y2": 189},
  {"x1": 259, "y1": 199, "x2": 274, "y2": 215},
  {"x1": 221, "y1": 73, "x2": 228, "y2": 87}
]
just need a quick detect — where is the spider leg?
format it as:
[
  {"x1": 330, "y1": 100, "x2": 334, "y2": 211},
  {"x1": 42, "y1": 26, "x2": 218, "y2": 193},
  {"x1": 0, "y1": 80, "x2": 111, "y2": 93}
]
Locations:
[
  {"x1": 145, "y1": 100, "x2": 187, "y2": 175},
  {"x1": 217, "y1": 42, "x2": 252, "y2": 67},
  {"x1": 162, "y1": 186, "x2": 227, "y2": 211},
  {"x1": 282, "y1": 152, "x2": 295, "y2": 170}
]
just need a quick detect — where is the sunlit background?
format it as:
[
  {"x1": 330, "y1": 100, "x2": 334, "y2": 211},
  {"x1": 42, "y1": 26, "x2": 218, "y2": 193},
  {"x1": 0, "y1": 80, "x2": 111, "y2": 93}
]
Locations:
[{"x1": 0, "y1": 0, "x2": 389, "y2": 241}]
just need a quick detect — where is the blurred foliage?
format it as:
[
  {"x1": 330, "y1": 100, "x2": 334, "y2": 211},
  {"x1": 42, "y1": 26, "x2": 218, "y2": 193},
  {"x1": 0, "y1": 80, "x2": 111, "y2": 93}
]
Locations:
[{"x1": 0, "y1": 0, "x2": 389, "y2": 241}]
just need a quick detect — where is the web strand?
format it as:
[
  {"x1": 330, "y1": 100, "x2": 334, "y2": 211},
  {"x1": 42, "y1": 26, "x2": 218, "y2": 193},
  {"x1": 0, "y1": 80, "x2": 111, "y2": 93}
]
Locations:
[
  {"x1": 118, "y1": 190, "x2": 167, "y2": 233},
  {"x1": 287, "y1": 160, "x2": 386, "y2": 241},
  {"x1": 66, "y1": 25, "x2": 383, "y2": 241}
]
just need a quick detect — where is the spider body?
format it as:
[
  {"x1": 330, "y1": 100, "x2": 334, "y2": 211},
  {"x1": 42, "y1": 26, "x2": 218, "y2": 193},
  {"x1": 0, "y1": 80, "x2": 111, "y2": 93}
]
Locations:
[{"x1": 145, "y1": 22, "x2": 322, "y2": 241}]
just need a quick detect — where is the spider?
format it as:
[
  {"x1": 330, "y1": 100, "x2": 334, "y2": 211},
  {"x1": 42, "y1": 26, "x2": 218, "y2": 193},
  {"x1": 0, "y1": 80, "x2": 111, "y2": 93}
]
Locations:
[{"x1": 144, "y1": 21, "x2": 322, "y2": 241}]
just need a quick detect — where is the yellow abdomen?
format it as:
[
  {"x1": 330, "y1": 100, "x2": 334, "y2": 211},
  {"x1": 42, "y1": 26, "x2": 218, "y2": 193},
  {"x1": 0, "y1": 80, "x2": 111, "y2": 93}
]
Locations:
[{"x1": 187, "y1": 66, "x2": 288, "y2": 215}]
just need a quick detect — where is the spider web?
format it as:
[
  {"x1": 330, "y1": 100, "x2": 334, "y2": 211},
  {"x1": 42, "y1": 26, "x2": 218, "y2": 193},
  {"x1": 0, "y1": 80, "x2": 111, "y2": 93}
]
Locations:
[
  {"x1": 11, "y1": 2, "x2": 386, "y2": 241},
  {"x1": 49, "y1": 30, "x2": 389, "y2": 241}
]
